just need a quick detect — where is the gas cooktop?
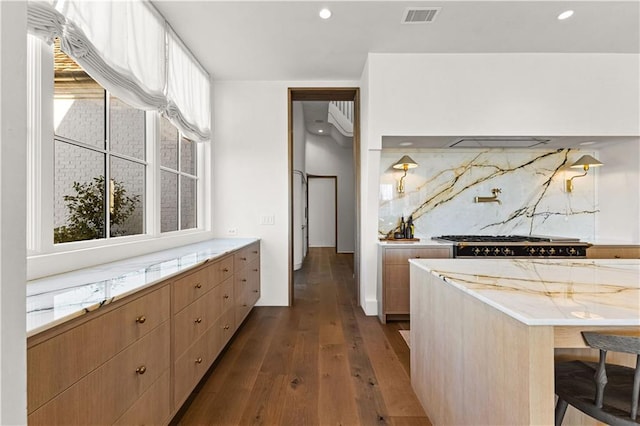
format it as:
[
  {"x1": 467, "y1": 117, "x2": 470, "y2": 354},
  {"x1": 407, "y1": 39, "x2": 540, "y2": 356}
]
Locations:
[{"x1": 431, "y1": 235, "x2": 590, "y2": 258}]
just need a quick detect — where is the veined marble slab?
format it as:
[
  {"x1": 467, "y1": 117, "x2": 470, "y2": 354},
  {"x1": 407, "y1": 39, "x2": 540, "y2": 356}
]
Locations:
[
  {"x1": 27, "y1": 238, "x2": 258, "y2": 337},
  {"x1": 410, "y1": 258, "x2": 640, "y2": 326}
]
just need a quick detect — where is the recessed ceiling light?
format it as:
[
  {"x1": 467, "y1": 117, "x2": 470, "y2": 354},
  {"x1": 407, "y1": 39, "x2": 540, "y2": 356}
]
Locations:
[
  {"x1": 399, "y1": 142, "x2": 413, "y2": 147},
  {"x1": 318, "y1": 129, "x2": 324, "y2": 133},
  {"x1": 319, "y1": 8, "x2": 332, "y2": 19},
  {"x1": 579, "y1": 141, "x2": 596, "y2": 146},
  {"x1": 557, "y1": 10, "x2": 574, "y2": 20}
]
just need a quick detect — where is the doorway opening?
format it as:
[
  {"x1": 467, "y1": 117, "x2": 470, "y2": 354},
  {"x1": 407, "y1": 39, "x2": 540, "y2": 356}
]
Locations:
[{"x1": 288, "y1": 88, "x2": 360, "y2": 306}]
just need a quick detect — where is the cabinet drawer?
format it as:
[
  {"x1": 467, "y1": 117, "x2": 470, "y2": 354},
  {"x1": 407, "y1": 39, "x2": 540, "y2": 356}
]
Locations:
[
  {"x1": 220, "y1": 308, "x2": 236, "y2": 347},
  {"x1": 173, "y1": 267, "x2": 211, "y2": 313},
  {"x1": 29, "y1": 321, "x2": 170, "y2": 425},
  {"x1": 173, "y1": 333, "x2": 211, "y2": 408},
  {"x1": 174, "y1": 295, "x2": 211, "y2": 359},
  {"x1": 113, "y1": 370, "x2": 170, "y2": 426},
  {"x1": 210, "y1": 276, "x2": 234, "y2": 323},
  {"x1": 27, "y1": 285, "x2": 170, "y2": 413},
  {"x1": 384, "y1": 247, "x2": 451, "y2": 264},
  {"x1": 234, "y1": 242, "x2": 260, "y2": 272},
  {"x1": 384, "y1": 266, "x2": 410, "y2": 314},
  {"x1": 210, "y1": 255, "x2": 234, "y2": 287}
]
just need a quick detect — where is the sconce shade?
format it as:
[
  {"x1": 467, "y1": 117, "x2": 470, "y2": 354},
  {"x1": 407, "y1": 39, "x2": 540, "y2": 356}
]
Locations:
[
  {"x1": 570, "y1": 154, "x2": 603, "y2": 171},
  {"x1": 392, "y1": 155, "x2": 419, "y2": 170}
]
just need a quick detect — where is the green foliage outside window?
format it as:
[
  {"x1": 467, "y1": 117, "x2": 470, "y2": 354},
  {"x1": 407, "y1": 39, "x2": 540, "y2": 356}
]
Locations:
[{"x1": 54, "y1": 176, "x2": 140, "y2": 243}]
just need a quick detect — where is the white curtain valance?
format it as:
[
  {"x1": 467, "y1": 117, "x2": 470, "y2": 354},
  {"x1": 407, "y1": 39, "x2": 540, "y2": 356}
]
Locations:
[
  {"x1": 26, "y1": 0, "x2": 211, "y2": 142},
  {"x1": 166, "y1": 27, "x2": 211, "y2": 142}
]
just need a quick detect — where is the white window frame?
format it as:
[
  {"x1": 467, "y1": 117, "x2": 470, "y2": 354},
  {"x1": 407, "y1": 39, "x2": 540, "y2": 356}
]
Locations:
[{"x1": 27, "y1": 36, "x2": 212, "y2": 280}]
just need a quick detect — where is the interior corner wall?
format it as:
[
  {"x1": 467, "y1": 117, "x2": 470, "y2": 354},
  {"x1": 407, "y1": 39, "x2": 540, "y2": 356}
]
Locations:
[
  {"x1": 359, "y1": 52, "x2": 640, "y2": 317},
  {"x1": 0, "y1": 1, "x2": 28, "y2": 423},
  {"x1": 305, "y1": 133, "x2": 355, "y2": 253},
  {"x1": 211, "y1": 80, "x2": 358, "y2": 307},
  {"x1": 596, "y1": 138, "x2": 640, "y2": 243}
]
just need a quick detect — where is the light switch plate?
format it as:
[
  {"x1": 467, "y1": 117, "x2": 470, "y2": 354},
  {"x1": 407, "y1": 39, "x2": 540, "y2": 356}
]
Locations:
[{"x1": 260, "y1": 215, "x2": 275, "y2": 225}]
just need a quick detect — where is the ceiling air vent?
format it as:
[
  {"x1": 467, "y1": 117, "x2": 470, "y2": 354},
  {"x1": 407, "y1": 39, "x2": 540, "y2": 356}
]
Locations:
[{"x1": 402, "y1": 7, "x2": 441, "y2": 24}]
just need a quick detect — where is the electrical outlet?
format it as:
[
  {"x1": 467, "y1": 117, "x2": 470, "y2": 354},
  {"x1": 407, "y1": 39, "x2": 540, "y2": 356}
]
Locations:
[{"x1": 227, "y1": 228, "x2": 237, "y2": 235}]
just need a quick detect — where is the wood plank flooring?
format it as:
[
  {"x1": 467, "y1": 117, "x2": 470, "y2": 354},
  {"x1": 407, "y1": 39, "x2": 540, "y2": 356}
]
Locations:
[{"x1": 173, "y1": 247, "x2": 431, "y2": 426}]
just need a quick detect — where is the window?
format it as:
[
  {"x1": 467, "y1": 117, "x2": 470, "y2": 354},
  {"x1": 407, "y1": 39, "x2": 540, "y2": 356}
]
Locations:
[
  {"x1": 160, "y1": 117, "x2": 198, "y2": 232},
  {"x1": 53, "y1": 42, "x2": 146, "y2": 243}
]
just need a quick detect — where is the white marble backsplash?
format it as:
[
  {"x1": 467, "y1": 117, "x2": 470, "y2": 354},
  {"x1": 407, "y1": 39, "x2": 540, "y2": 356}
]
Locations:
[{"x1": 379, "y1": 149, "x2": 597, "y2": 241}]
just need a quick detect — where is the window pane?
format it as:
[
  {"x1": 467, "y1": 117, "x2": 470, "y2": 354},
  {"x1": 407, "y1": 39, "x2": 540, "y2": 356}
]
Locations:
[
  {"x1": 109, "y1": 96, "x2": 145, "y2": 160},
  {"x1": 110, "y1": 157, "x2": 145, "y2": 237},
  {"x1": 180, "y1": 177, "x2": 197, "y2": 230},
  {"x1": 180, "y1": 137, "x2": 196, "y2": 175},
  {"x1": 161, "y1": 171, "x2": 178, "y2": 232},
  {"x1": 54, "y1": 141, "x2": 106, "y2": 243},
  {"x1": 54, "y1": 40, "x2": 105, "y2": 148},
  {"x1": 160, "y1": 117, "x2": 178, "y2": 170}
]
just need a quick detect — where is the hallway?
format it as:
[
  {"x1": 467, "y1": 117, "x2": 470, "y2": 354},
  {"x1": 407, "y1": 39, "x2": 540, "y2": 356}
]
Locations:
[{"x1": 174, "y1": 248, "x2": 431, "y2": 425}]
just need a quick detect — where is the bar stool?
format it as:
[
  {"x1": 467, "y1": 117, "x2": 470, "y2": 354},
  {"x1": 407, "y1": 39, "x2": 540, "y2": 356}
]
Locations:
[{"x1": 554, "y1": 332, "x2": 640, "y2": 426}]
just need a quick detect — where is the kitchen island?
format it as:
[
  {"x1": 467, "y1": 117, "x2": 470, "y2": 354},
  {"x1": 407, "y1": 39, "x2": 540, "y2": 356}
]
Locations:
[{"x1": 409, "y1": 258, "x2": 640, "y2": 425}]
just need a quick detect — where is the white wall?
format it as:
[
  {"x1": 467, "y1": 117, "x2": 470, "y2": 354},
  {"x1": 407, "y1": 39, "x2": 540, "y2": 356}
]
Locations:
[
  {"x1": 308, "y1": 177, "x2": 336, "y2": 247},
  {"x1": 211, "y1": 80, "x2": 358, "y2": 306},
  {"x1": 0, "y1": 2, "x2": 27, "y2": 423},
  {"x1": 596, "y1": 138, "x2": 640, "y2": 243},
  {"x1": 359, "y1": 53, "x2": 640, "y2": 315},
  {"x1": 305, "y1": 133, "x2": 355, "y2": 253}
]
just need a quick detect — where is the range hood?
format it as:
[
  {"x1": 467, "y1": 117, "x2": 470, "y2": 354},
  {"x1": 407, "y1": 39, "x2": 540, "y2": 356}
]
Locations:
[
  {"x1": 448, "y1": 137, "x2": 549, "y2": 148},
  {"x1": 381, "y1": 135, "x2": 631, "y2": 149}
]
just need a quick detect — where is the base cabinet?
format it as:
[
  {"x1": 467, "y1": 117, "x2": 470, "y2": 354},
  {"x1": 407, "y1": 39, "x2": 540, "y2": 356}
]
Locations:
[
  {"x1": 27, "y1": 241, "x2": 261, "y2": 426},
  {"x1": 378, "y1": 245, "x2": 452, "y2": 323},
  {"x1": 587, "y1": 245, "x2": 640, "y2": 259}
]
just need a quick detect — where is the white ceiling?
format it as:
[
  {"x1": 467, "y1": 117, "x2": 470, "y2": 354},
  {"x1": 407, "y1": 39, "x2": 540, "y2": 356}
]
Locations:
[{"x1": 153, "y1": 0, "x2": 639, "y2": 81}]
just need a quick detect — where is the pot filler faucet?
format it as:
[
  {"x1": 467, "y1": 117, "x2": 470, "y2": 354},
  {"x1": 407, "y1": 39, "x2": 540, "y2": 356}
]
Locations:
[{"x1": 475, "y1": 188, "x2": 502, "y2": 205}]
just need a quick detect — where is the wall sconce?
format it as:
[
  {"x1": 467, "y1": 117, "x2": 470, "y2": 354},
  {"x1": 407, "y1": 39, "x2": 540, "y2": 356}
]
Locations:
[
  {"x1": 566, "y1": 154, "x2": 603, "y2": 192},
  {"x1": 392, "y1": 155, "x2": 418, "y2": 193}
]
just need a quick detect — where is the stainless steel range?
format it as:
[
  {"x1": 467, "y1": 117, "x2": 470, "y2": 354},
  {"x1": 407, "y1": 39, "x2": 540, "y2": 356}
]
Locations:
[{"x1": 432, "y1": 235, "x2": 590, "y2": 258}]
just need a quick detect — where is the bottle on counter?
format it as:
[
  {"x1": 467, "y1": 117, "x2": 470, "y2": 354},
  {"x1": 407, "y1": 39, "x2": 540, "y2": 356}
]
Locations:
[
  {"x1": 399, "y1": 216, "x2": 406, "y2": 239},
  {"x1": 406, "y1": 215, "x2": 414, "y2": 239}
]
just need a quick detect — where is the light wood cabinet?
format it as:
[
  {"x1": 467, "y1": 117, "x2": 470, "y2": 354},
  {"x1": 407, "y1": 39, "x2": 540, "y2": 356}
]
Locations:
[
  {"x1": 378, "y1": 245, "x2": 452, "y2": 323},
  {"x1": 27, "y1": 240, "x2": 261, "y2": 426},
  {"x1": 29, "y1": 319, "x2": 170, "y2": 425},
  {"x1": 587, "y1": 245, "x2": 640, "y2": 259}
]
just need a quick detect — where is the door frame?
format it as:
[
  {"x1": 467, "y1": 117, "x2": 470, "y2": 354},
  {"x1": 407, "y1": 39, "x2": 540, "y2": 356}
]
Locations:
[
  {"x1": 306, "y1": 175, "x2": 338, "y2": 253},
  {"x1": 288, "y1": 88, "x2": 360, "y2": 306}
]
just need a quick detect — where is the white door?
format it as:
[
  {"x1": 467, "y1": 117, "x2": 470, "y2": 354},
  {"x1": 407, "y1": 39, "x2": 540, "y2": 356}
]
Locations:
[{"x1": 308, "y1": 177, "x2": 336, "y2": 248}]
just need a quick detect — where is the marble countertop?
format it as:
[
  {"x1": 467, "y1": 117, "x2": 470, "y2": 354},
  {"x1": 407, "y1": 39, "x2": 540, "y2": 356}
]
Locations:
[
  {"x1": 26, "y1": 238, "x2": 258, "y2": 337},
  {"x1": 378, "y1": 239, "x2": 452, "y2": 247},
  {"x1": 410, "y1": 258, "x2": 640, "y2": 326}
]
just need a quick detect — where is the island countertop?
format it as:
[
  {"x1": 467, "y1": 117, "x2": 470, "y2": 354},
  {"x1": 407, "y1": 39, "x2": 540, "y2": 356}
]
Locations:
[
  {"x1": 27, "y1": 238, "x2": 259, "y2": 337},
  {"x1": 409, "y1": 258, "x2": 640, "y2": 326}
]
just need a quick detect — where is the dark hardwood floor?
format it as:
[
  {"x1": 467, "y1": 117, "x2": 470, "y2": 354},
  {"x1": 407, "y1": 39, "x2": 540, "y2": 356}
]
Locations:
[{"x1": 173, "y1": 247, "x2": 431, "y2": 426}]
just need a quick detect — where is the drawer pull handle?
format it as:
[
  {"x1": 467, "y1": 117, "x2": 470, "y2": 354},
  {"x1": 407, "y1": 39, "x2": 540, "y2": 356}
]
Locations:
[
  {"x1": 195, "y1": 283, "x2": 202, "y2": 289},
  {"x1": 252, "y1": 250, "x2": 258, "y2": 254},
  {"x1": 242, "y1": 279, "x2": 247, "y2": 282},
  {"x1": 135, "y1": 316, "x2": 146, "y2": 324},
  {"x1": 223, "y1": 268, "x2": 229, "y2": 272},
  {"x1": 224, "y1": 325, "x2": 230, "y2": 330},
  {"x1": 224, "y1": 294, "x2": 230, "y2": 299},
  {"x1": 253, "y1": 269, "x2": 258, "y2": 272},
  {"x1": 241, "y1": 257, "x2": 247, "y2": 261},
  {"x1": 242, "y1": 303, "x2": 248, "y2": 307},
  {"x1": 195, "y1": 317, "x2": 202, "y2": 324},
  {"x1": 136, "y1": 366, "x2": 147, "y2": 375},
  {"x1": 195, "y1": 357, "x2": 203, "y2": 364},
  {"x1": 253, "y1": 290, "x2": 259, "y2": 293}
]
